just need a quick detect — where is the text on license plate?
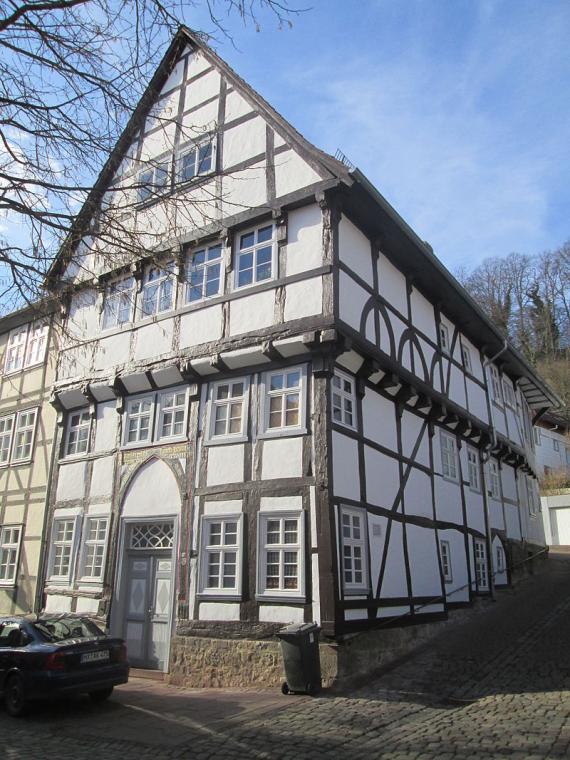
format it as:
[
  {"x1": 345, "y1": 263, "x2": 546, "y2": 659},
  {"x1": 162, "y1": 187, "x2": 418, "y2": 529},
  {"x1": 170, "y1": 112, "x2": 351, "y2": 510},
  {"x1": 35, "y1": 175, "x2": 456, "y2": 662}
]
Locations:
[{"x1": 81, "y1": 650, "x2": 109, "y2": 664}]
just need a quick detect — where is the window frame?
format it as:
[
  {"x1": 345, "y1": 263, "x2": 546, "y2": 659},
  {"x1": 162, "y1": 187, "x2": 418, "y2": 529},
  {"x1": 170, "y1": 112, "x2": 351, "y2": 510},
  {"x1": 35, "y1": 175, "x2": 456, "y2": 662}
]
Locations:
[
  {"x1": 495, "y1": 545, "x2": 505, "y2": 574},
  {"x1": 11, "y1": 408, "x2": 39, "y2": 464},
  {"x1": 339, "y1": 505, "x2": 369, "y2": 595},
  {"x1": 439, "y1": 323, "x2": 450, "y2": 355},
  {"x1": 121, "y1": 386, "x2": 189, "y2": 449},
  {"x1": 102, "y1": 274, "x2": 136, "y2": 331},
  {"x1": 502, "y1": 378, "x2": 516, "y2": 408},
  {"x1": 122, "y1": 393, "x2": 156, "y2": 449},
  {"x1": 0, "y1": 413, "x2": 15, "y2": 467},
  {"x1": 139, "y1": 261, "x2": 176, "y2": 319},
  {"x1": 64, "y1": 408, "x2": 92, "y2": 459},
  {"x1": 533, "y1": 427, "x2": 541, "y2": 446},
  {"x1": 136, "y1": 157, "x2": 170, "y2": 204},
  {"x1": 3, "y1": 321, "x2": 49, "y2": 375},
  {"x1": 234, "y1": 222, "x2": 277, "y2": 290},
  {"x1": 78, "y1": 516, "x2": 109, "y2": 583},
  {"x1": 0, "y1": 525, "x2": 23, "y2": 587},
  {"x1": 474, "y1": 538, "x2": 489, "y2": 591},
  {"x1": 440, "y1": 539, "x2": 452, "y2": 584},
  {"x1": 460, "y1": 342, "x2": 472, "y2": 373},
  {"x1": 48, "y1": 516, "x2": 81, "y2": 585},
  {"x1": 331, "y1": 369, "x2": 357, "y2": 431},
  {"x1": 553, "y1": 438, "x2": 560, "y2": 452},
  {"x1": 156, "y1": 387, "x2": 189, "y2": 443},
  {"x1": 206, "y1": 377, "x2": 249, "y2": 445},
  {"x1": 185, "y1": 242, "x2": 224, "y2": 304},
  {"x1": 488, "y1": 460, "x2": 500, "y2": 500},
  {"x1": 489, "y1": 365, "x2": 503, "y2": 406},
  {"x1": 198, "y1": 514, "x2": 243, "y2": 598},
  {"x1": 260, "y1": 365, "x2": 307, "y2": 439},
  {"x1": 177, "y1": 135, "x2": 217, "y2": 185},
  {"x1": 256, "y1": 511, "x2": 305, "y2": 601},
  {"x1": 467, "y1": 447, "x2": 480, "y2": 492},
  {"x1": 440, "y1": 431, "x2": 458, "y2": 482}
]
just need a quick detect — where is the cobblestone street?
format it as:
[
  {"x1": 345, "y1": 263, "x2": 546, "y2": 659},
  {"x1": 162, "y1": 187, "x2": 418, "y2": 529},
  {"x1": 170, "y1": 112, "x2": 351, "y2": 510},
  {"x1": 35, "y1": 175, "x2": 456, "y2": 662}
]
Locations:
[{"x1": 4, "y1": 552, "x2": 570, "y2": 759}]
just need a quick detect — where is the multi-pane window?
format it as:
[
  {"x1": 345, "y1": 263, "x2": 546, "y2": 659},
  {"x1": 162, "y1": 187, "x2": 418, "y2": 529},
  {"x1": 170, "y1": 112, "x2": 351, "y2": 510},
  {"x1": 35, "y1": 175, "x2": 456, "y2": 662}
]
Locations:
[
  {"x1": 439, "y1": 323, "x2": 450, "y2": 354},
  {"x1": 263, "y1": 366, "x2": 305, "y2": 434},
  {"x1": 0, "y1": 526, "x2": 22, "y2": 585},
  {"x1": 489, "y1": 365, "x2": 502, "y2": 404},
  {"x1": 157, "y1": 389, "x2": 187, "y2": 440},
  {"x1": 340, "y1": 506, "x2": 368, "y2": 593},
  {"x1": 258, "y1": 513, "x2": 304, "y2": 598},
  {"x1": 137, "y1": 160, "x2": 169, "y2": 203},
  {"x1": 474, "y1": 539, "x2": 488, "y2": 591},
  {"x1": 141, "y1": 262, "x2": 175, "y2": 317},
  {"x1": 208, "y1": 379, "x2": 248, "y2": 441},
  {"x1": 440, "y1": 432, "x2": 458, "y2": 481},
  {"x1": 12, "y1": 409, "x2": 38, "y2": 463},
  {"x1": 0, "y1": 415, "x2": 14, "y2": 465},
  {"x1": 124, "y1": 396, "x2": 154, "y2": 445},
  {"x1": 461, "y1": 343, "x2": 472, "y2": 373},
  {"x1": 533, "y1": 427, "x2": 541, "y2": 446},
  {"x1": 4, "y1": 322, "x2": 49, "y2": 374},
  {"x1": 186, "y1": 244, "x2": 223, "y2": 303},
  {"x1": 80, "y1": 518, "x2": 108, "y2": 580},
  {"x1": 235, "y1": 224, "x2": 275, "y2": 288},
  {"x1": 199, "y1": 517, "x2": 241, "y2": 595},
  {"x1": 553, "y1": 438, "x2": 560, "y2": 452},
  {"x1": 467, "y1": 447, "x2": 480, "y2": 491},
  {"x1": 332, "y1": 371, "x2": 356, "y2": 429},
  {"x1": 50, "y1": 519, "x2": 77, "y2": 580},
  {"x1": 503, "y1": 379, "x2": 516, "y2": 408},
  {"x1": 496, "y1": 545, "x2": 505, "y2": 574},
  {"x1": 178, "y1": 139, "x2": 214, "y2": 183},
  {"x1": 102, "y1": 275, "x2": 135, "y2": 329},
  {"x1": 440, "y1": 540, "x2": 452, "y2": 583},
  {"x1": 488, "y1": 460, "x2": 500, "y2": 499},
  {"x1": 65, "y1": 409, "x2": 91, "y2": 457}
]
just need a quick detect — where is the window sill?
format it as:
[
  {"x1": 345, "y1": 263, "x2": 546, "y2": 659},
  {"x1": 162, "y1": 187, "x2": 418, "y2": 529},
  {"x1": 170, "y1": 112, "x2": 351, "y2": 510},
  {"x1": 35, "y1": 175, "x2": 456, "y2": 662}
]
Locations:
[
  {"x1": 0, "y1": 581, "x2": 17, "y2": 588},
  {"x1": 121, "y1": 436, "x2": 187, "y2": 451},
  {"x1": 257, "y1": 427, "x2": 307, "y2": 441},
  {"x1": 59, "y1": 453, "x2": 89, "y2": 465},
  {"x1": 343, "y1": 587, "x2": 370, "y2": 596},
  {"x1": 10, "y1": 458, "x2": 33, "y2": 467},
  {"x1": 197, "y1": 592, "x2": 242, "y2": 601},
  {"x1": 203, "y1": 434, "x2": 248, "y2": 447},
  {"x1": 441, "y1": 474, "x2": 459, "y2": 484},
  {"x1": 255, "y1": 594, "x2": 306, "y2": 604}
]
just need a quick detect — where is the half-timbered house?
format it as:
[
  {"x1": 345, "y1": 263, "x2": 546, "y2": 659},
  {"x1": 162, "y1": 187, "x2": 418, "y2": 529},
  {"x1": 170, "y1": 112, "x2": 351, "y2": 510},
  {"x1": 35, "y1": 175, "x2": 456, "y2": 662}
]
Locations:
[{"x1": 42, "y1": 27, "x2": 558, "y2": 681}]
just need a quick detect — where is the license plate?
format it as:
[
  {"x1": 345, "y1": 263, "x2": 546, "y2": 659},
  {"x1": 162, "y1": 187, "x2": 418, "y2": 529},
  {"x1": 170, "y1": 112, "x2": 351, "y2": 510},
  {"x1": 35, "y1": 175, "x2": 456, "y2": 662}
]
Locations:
[{"x1": 81, "y1": 650, "x2": 109, "y2": 664}]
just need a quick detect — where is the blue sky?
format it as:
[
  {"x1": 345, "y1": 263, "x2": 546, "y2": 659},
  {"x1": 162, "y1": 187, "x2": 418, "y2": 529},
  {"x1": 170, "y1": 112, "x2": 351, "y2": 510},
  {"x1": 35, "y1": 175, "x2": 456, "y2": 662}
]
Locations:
[{"x1": 192, "y1": 0, "x2": 570, "y2": 272}]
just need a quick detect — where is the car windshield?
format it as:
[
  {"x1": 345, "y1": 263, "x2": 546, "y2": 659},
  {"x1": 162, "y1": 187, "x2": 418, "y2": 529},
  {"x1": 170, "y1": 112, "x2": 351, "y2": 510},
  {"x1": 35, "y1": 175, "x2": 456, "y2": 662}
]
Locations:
[{"x1": 32, "y1": 617, "x2": 104, "y2": 642}]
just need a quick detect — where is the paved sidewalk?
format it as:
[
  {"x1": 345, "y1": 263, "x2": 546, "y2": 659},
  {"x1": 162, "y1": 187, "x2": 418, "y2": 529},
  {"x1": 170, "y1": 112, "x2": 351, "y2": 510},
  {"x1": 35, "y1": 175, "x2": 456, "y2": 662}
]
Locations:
[{"x1": 4, "y1": 551, "x2": 570, "y2": 759}]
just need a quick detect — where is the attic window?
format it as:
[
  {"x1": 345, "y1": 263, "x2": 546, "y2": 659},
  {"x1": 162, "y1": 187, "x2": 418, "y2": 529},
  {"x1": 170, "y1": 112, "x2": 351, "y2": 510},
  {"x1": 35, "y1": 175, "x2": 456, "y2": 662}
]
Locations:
[
  {"x1": 178, "y1": 138, "x2": 215, "y2": 183},
  {"x1": 137, "y1": 160, "x2": 169, "y2": 203}
]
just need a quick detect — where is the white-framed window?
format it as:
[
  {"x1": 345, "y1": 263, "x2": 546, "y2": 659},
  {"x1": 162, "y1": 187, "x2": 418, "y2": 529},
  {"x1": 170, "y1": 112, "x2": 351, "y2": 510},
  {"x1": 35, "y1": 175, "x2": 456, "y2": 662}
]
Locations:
[
  {"x1": 533, "y1": 427, "x2": 541, "y2": 446},
  {"x1": 339, "y1": 505, "x2": 369, "y2": 594},
  {"x1": 488, "y1": 460, "x2": 500, "y2": 500},
  {"x1": 102, "y1": 275, "x2": 136, "y2": 329},
  {"x1": 440, "y1": 540, "x2": 452, "y2": 583},
  {"x1": 502, "y1": 379, "x2": 516, "y2": 408},
  {"x1": 261, "y1": 366, "x2": 306, "y2": 437},
  {"x1": 489, "y1": 365, "x2": 502, "y2": 405},
  {"x1": 79, "y1": 517, "x2": 109, "y2": 581},
  {"x1": 137, "y1": 158, "x2": 169, "y2": 203},
  {"x1": 439, "y1": 323, "x2": 450, "y2": 354},
  {"x1": 4, "y1": 321, "x2": 49, "y2": 374},
  {"x1": 12, "y1": 408, "x2": 38, "y2": 463},
  {"x1": 467, "y1": 447, "x2": 480, "y2": 492},
  {"x1": 496, "y1": 545, "x2": 505, "y2": 574},
  {"x1": 257, "y1": 512, "x2": 305, "y2": 599},
  {"x1": 460, "y1": 343, "x2": 472, "y2": 373},
  {"x1": 49, "y1": 517, "x2": 79, "y2": 582},
  {"x1": 0, "y1": 414, "x2": 15, "y2": 465},
  {"x1": 140, "y1": 261, "x2": 175, "y2": 317},
  {"x1": 123, "y1": 395, "x2": 154, "y2": 446},
  {"x1": 64, "y1": 409, "x2": 91, "y2": 457},
  {"x1": 198, "y1": 515, "x2": 242, "y2": 597},
  {"x1": 553, "y1": 438, "x2": 560, "y2": 452},
  {"x1": 332, "y1": 370, "x2": 356, "y2": 430},
  {"x1": 207, "y1": 378, "x2": 249, "y2": 443},
  {"x1": 235, "y1": 223, "x2": 276, "y2": 289},
  {"x1": 178, "y1": 137, "x2": 215, "y2": 183},
  {"x1": 440, "y1": 432, "x2": 458, "y2": 481},
  {"x1": 156, "y1": 388, "x2": 188, "y2": 441},
  {"x1": 474, "y1": 539, "x2": 488, "y2": 591},
  {"x1": 0, "y1": 526, "x2": 23, "y2": 586},
  {"x1": 186, "y1": 243, "x2": 223, "y2": 303}
]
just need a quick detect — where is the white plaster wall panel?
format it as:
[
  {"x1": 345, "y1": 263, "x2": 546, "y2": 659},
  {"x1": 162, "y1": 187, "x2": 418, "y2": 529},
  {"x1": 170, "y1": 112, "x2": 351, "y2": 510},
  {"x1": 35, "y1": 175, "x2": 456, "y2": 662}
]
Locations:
[
  {"x1": 95, "y1": 332, "x2": 131, "y2": 372},
  {"x1": 345, "y1": 609, "x2": 368, "y2": 621},
  {"x1": 261, "y1": 437, "x2": 303, "y2": 480},
  {"x1": 362, "y1": 390, "x2": 397, "y2": 450},
  {"x1": 415, "y1": 337, "x2": 434, "y2": 383},
  {"x1": 87, "y1": 502, "x2": 112, "y2": 515},
  {"x1": 94, "y1": 401, "x2": 117, "y2": 453},
  {"x1": 206, "y1": 444, "x2": 244, "y2": 486},
  {"x1": 390, "y1": 313, "x2": 408, "y2": 359},
  {"x1": 407, "y1": 525, "x2": 441, "y2": 597},
  {"x1": 378, "y1": 605, "x2": 409, "y2": 619},
  {"x1": 225, "y1": 90, "x2": 253, "y2": 122},
  {"x1": 501, "y1": 465, "x2": 517, "y2": 502},
  {"x1": 133, "y1": 319, "x2": 174, "y2": 361},
  {"x1": 489, "y1": 498, "x2": 505, "y2": 531},
  {"x1": 56, "y1": 461, "x2": 87, "y2": 502},
  {"x1": 260, "y1": 496, "x2": 303, "y2": 512},
  {"x1": 448, "y1": 365, "x2": 467, "y2": 409},
  {"x1": 221, "y1": 162, "x2": 267, "y2": 216},
  {"x1": 365, "y1": 311, "x2": 375, "y2": 343},
  {"x1": 122, "y1": 458, "x2": 181, "y2": 517},
  {"x1": 90, "y1": 456, "x2": 115, "y2": 499},
  {"x1": 45, "y1": 595, "x2": 73, "y2": 613},
  {"x1": 365, "y1": 446, "x2": 400, "y2": 510},
  {"x1": 180, "y1": 99, "x2": 218, "y2": 137},
  {"x1": 186, "y1": 50, "x2": 212, "y2": 79},
  {"x1": 75, "y1": 597, "x2": 100, "y2": 614},
  {"x1": 378, "y1": 254, "x2": 408, "y2": 317},
  {"x1": 440, "y1": 314, "x2": 461, "y2": 363},
  {"x1": 179, "y1": 303, "x2": 223, "y2": 348},
  {"x1": 410, "y1": 288, "x2": 437, "y2": 342},
  {"x1": 204, "y1": 499, "x2": 243, "y2": 516},
  {"x1": 162, "y1": 58, "x2": 185, "y2": 92},
  {"x1": 438, "y1": 528, "x2": 469, "y2": 602},
  {"x1": 139, "y1": 122, "x2": 176, "y2": 161},
  {"x1": 229, "y1": 289, "x2": 275, "y2": 337},
  {"x1": 332, "y1": 431, "x2": 360, "y2": 501},
  {"x1": 274, "y1": 151, "x2": 322, "y2": 198},
  {"x1": 434, "y1": 477, "x2": 463, "y2": 524},
  {"x1": 258, "y1": 605, "x2": 304, "y2": 624},
  {"x1": 286, "y1": 204, "x2": 322, "y2": 277},
  {"x1": 379, "y1": 521, "x2": 408, "y2": 597},
  {"x1": 199, "y1": 602, "x2": 240, "y2": 621},
  {"x1": 367, "y1": 514, "x2": 387, "y2": 598},
  {"x1": 339, "y1": 271, "x2": 368, "y2": 333},
  {"x1": 467, "y1": 381, "x2": 489, "y2": 424},
  {"x1": 493, "y1": 407, "x2": 508, "y2": 438},
  {"x1": 461, "y1": 336, "x2": 483, "y2": 383},
  {"x1": 284, "y1": 277, "x2": 323, "y2": 322},
  {"x1": 135, "y1": 200, "x2": 175, "y2": 248},
  {"x1": 309, "y1": 487, "x2": 317, "y2": 549},
  {"x1": 184, "y1": 69, "x2": 221, "y2": 112},
  {"x1": 401, "y1": 411, "x2": 429, "y2": 468},
  {"x1": 273, "y1": 131, "x2": 286, "y2": 149},
  {"x1": 67, "y1": 289, "x2": 100, "y2": 340},
  {"x1": 58, "y1": 345, "x2": 93, "y2": 380},
  {"x1": 338, "y1": 215, "x2": 373, "y2": 283},
  {"x1": 175, "y1": 178, "x2": 221, "y2": 233},
  {"x1": 222, "y1": 117, "x2": 266, "y2": 171},
  {"x1": 402, "y1": 469, "x2": 433, "y2": 519}
]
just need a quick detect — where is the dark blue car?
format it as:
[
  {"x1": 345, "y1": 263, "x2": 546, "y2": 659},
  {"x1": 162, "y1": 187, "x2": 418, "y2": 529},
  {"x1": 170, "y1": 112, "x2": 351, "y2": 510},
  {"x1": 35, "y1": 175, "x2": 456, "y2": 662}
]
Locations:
[{"x1": 0, "y1": 614, "x2": 129, "y2": 716}]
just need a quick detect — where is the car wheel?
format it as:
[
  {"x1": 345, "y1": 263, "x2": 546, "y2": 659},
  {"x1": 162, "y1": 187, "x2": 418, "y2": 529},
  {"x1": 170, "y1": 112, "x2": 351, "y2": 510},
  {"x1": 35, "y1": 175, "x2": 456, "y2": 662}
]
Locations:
[
  {"x1": 88, "y1": 686, "x2": 114, "y2": 702},
  {"x1": 4, "y1": 674, "x2": 27, "y2": 717}
]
